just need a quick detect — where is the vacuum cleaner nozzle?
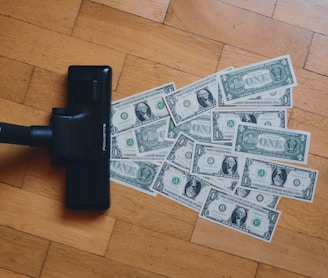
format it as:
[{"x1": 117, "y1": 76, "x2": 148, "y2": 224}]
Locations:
[{"x1": 0, "y1": 66, "x2": 111, "y2": 210}]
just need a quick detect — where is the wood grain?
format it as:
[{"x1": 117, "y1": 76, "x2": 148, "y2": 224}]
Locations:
[
  {"x1": 73, "y1": 1, "x2": 223, "y2": 77},
  {"x1": 22, "y1": 150, "x2": 65, "y2": 201},
  {"x1": 0, "y1": 57, "x2": 33, "y2": 103},
  {"x1": 0, "y1": 15, "x2": 126, "y2": 88},
  {"x1": 0, "y1": 98, "x2": 49, "y2": 187},
  {"x1": 165, "y1": 0, "x2": 312, "y2": 67},
  {"x1": 0, "y1": 226, "x2": 49, "y2": 277},
  {"x1": 91, "y1": 0, "x2": 170, "y2": 22},
  {"x1": 24, "y1": 68, "x2": 67, "y2": 112},
  {"x1": 117, "y1": 55, "x2": 199, "y2": 96},
  {"x1": 41, "y1": 242, "x2": 165, "y2": 278},
  {"x1": 0, "y1": 267, "x2": 31, "y2": 278},
  {"x1": 192, "y1": 218, "x2": 328, "y2": 278},
  {"x1": 305, "y1": 33, "x2": 328, "y2": 76},
  {"x1": 0, "y1": 183, "x2": 115, "y2": 255},
  {"x1": 274, "y1": 0, "x2": 328, "y2": 36},
  {"x1": 106, "y1": 182, "x2": 198, "y2": 240},
  {"x1": 0, "y1": 0, "x2": 81, "y2": 34},
  {"x1": 220, "y1": 0, "x2": 277, "y2": 17},
  {"x1": 256, "y1": 264, "x2": 309, "y2": 278},
  {"x1": 107, "y1": 221, "x2": 258, "y2": 278},
  {"x1": 288, "y1": 108, "x2": 328, "y2": 158},
  {"x1": 0, "y1": 1, "x2": 327, "y2": 277}
]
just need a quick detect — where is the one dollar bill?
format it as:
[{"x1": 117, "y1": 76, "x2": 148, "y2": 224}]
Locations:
[
  {"x1": 151, "y1": 161, "x2": 213, "y2": 212},
  {"x1": 110, "y1": 160, "x2": 160, "y2": 196},
  {"x1": 199, "y1": 187, "x2": 281, "y2": 242},
  {"x1": 217, "y1": 87, "x2": 293, "y2": 108},
  {"x1": 111, "y1": 82, "x2": 175, "y2": 135},
  {"x1": 166, "y1": 132, "x2": 195, "y2": 171},
  {"x1": 232, "y1": 123, "x2": 311, "y2": 164},
  {"x1": 218, "y1": 55, "x2": 297, "y2": 103},
  {"x1": 111, "y1": 131, "x2": 167, "y2": 161},
  {"x1": 164, "y1": 73, "x2": 217, "y2": 126},
  {"x1": 234, "y1": 187, "x2": 280, "y2": 209},
  {"x1": 166, "y1": 113, "x2": 212, "y2": 143},
  {"x1": 191, "y1": 143, "x2": 245, "y2": 180},
  {"x1": 211, "y1": 109, "x2": 287, "y2": 143},
  {"x1": 240, "y1": 157, "x2": 318, "y2": 202},
  {"x1": 133, "y1": 118, "x2": 173, "y2": 156}
]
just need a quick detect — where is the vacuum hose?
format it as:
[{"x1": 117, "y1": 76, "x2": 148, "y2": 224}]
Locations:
[{"x1": 0, "y1": 122, "x2": 52, "y2": 147}]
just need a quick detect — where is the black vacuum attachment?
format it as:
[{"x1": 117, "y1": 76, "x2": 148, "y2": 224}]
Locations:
[{"x1": 0, "y1": 66, "x2": 111, "y2": 210}]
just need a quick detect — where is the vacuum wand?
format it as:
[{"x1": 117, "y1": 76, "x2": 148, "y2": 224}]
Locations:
[
  {"x1": 0, "y1": 123, "x2": 52, "y2": 147},
  {"x1": 0, "y1": 66, "x2": 111, "y2": 210}
]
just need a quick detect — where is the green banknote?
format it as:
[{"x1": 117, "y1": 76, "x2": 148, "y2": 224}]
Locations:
[
  {"x1": 211, "y1": 109, "x2": 287, "y2": 143},
  {"x1": 166, "y1": 113, "x2": 212, "y2": 143},
  {"x1": 232, "y1": 123, "x2": 310, "y2": 164},
  {"x1": 240, "y1": 157, "x2": 318, "y2": 202},
  {"x1": 151, "y1": 161, "x2": 213, "y2": 212},
  {"x1": 191, "y1": 143, "x2": 245, "y2": 180},
  {"x1": 110, "y1": 160, "x2": 160, "y2": 196},
  {"x1": 111, "y1": 82, "x2": 175, "y2": 135},
  {"x1": 218, "y1": 55, "x2": 297, "y2": 103},
  {"x1": 200, "y1": 175, "x2": 280, "y2": 209},
  {"x1": 111, "y1": 130, "x2": 167, "y2": 160},
  {"x1": 166, "y1": 132, "x2": 195, "y2": 171},
  {"x1": 133, "y1": 117, "x2": 172, "y2": 155},
  {"x1": 234, "y1": 187, "x2": 280, "y2": 209},
  {"x1": 163, "y1": 73, "x2": 217, "y2": 126},
  {"x1": 217, "y1": 87, "x2": 293, "y2": 108},
  {"x1": 199, "y1": 187, "x2": 281, "y2": 242}
]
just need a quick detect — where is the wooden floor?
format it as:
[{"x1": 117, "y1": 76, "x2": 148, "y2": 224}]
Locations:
[{"x1": 0, "y1": 0, "x2": 328, "y2": 277}]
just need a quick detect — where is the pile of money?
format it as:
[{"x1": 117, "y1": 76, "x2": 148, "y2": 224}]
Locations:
[{"x1": 110, "y1": 55, "x2": 319, "y2": 242}]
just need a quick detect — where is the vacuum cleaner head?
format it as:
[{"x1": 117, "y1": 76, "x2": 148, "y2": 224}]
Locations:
[{"x1": 0, "y1": 66, "x2": 111, "y2": 210}]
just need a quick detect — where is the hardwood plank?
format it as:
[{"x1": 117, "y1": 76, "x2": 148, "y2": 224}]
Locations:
[
  {"x1": 73, "y1": 1, "x2": 222, "y2": 77},
  {"x1": 0, "y1": 98, "x2": 49, "y2": 187},
  {"x1": 41, "y1": 242, "x2": 166, "y2": 278},
  {"x1": 91, "y1": 0, "x2": 170, "y2": 22},
  {"x1": 219, "y1": 0, "x2": 277, "y2": 17},
  {"x1": 0, "y1": 0, "x2": 81, "y2": 35},
  {"x1": 288, "y1": 108, "x2": 328, "y2": 158},
  {"x1": 278, "y1": 195, "x2": 328, "y2": 241},
  {"x1": 106, "y1": 182, "x2": 198, "y2": 240},
  {"x1": 0, "y1": 268, "x2": 30, "y2": 278},
  {"x1": 24, "y1": 67, "x2": 121, "y2": 112},
  {"x1": 274, "y1": 0, "x2": 328, "y2": 36},
  {"x1": 22, "y1": 150, "x2": 65, "y2": 201},
  {"x1": 0, "y1": 145, "x2": 33, "y2": 188},
  {"x1": 0, "y1": 96, "x2": 49, "y2": 132},
  {"x1": 192, "y1": 218, "x2": 328, "y2": 278},
  {"x1": 165, "y1": 0, "x2": 312, "y2": 67},
  {"x1": 0, "y1": 226, "x2": 49, "y2": 277},
  {"x1": 0, "y1": 57, "x2": 33, "y2": 103},
  {"x1": 305, "y1": 33, "x2": 328, "y2": 76},
  {"x1": 276, "y1": 155, "x2": 328, "y2": 240},
  {"x1": 0, "y1": 15, "x2": 126, "y2": 88},
  {"x1": 0, "y1": 183, "x2": 115, "y2": 255},
  {"x1": 0, "y1": 0, "x2": 327, "y2": 276},
  {"x1": 218, "y1": 44, "x2": 267, "y2": 70},
  {"x1": 272, "y1": 155, "x2": 328, "y2": 240},
  {"x1": 106, "y1": 221, "x2": 258, "y2": 278},
  {"x1": 111, "y1": 90, "x2": 122, "y2": 101},
  {"x1": 117, "y1": 55, "x2": 199, "y2": 97},
  {"x1": 24, "y1": 152, "x2": 197, "y2": 240},
  {"x1": 293, "y1": 67, "x2": 328, "y2": 117},
  {"x1": 256, "y1": 264, "x2": 308, "y2": 278},
  {"x1": 24, "y1": 68, "x2": 67, "y2": 112},
  {"x1": 25, "y1": 153, "x2": 196, "y2": 242}
]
